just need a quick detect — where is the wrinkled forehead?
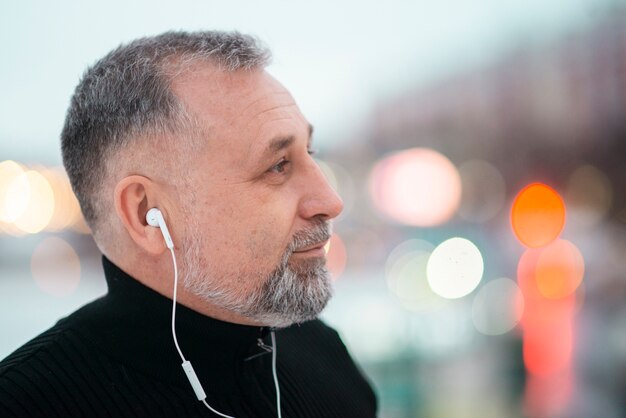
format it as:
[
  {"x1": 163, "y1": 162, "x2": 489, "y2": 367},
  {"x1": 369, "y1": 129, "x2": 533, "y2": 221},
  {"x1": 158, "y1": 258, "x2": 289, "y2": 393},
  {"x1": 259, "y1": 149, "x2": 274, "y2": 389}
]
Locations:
[
  {"x1": 170, "y1": 65, "x2": 297, "y2": 128},
  {"x1": 167, "y1": 65, "x2": 309, "y2": 170}
]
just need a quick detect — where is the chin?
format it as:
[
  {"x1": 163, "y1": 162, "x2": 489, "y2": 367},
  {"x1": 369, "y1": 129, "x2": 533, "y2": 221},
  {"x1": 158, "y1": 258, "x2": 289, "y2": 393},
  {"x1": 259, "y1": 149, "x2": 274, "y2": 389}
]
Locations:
[{"x1": 252, "y1": 304, "x2": 330, "y2": 329}]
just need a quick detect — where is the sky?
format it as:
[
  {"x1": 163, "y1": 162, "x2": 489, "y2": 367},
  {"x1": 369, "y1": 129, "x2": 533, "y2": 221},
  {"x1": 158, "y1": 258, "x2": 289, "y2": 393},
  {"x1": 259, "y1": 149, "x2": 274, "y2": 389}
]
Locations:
[{"x1": 0, "y1": 0, "x2": 617, "y2": 163}]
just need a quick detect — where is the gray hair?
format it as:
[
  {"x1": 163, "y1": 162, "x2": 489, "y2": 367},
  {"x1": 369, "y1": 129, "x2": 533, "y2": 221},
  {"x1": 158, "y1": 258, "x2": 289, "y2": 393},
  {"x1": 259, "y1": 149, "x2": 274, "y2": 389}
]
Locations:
[{"x1": 60, "y1": 30, "x2": 271, "y2": 235}]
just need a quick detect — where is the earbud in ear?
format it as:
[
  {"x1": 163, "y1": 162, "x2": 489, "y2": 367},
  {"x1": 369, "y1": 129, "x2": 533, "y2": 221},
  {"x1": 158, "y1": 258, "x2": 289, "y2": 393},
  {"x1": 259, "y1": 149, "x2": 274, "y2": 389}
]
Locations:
[{"x1": 146, "y1": 208, "x2": 174, "y2": 249}]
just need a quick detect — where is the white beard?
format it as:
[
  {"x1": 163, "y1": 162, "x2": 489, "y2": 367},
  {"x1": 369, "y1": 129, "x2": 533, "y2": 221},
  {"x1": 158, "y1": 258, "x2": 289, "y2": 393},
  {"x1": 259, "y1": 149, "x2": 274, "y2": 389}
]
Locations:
[{"x1": 180, "y1": 221, "x2": 333, "y2": 327}]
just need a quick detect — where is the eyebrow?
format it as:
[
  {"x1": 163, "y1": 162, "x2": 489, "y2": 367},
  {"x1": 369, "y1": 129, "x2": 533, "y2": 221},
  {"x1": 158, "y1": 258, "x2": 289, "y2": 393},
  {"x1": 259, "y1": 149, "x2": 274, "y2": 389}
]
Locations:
[
  {"x1": 262, "y1": 123, "x2": 314, "y2": 158},
  {"x1": 266, "y1": 136, "x2": 295, "y2": 155}
]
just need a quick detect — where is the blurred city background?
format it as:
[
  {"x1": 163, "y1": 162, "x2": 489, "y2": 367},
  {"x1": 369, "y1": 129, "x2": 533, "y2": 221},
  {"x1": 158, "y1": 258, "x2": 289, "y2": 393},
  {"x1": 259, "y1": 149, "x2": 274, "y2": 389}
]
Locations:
[{"x1": 1, "y1": 1, "x2": 625, "y2": 417}]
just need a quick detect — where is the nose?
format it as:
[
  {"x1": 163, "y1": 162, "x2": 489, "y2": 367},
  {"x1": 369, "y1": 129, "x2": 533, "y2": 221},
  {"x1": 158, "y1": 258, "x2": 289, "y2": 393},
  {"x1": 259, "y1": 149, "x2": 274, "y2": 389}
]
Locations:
[{"x1": 298, "y1": 161, "x2": 344, "y2": 221}]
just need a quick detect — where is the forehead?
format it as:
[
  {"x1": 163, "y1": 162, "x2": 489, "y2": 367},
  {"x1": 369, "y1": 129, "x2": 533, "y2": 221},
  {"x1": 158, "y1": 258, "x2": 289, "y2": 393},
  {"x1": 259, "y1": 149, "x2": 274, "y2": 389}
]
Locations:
[
  {"x1": 171, "y1": 65, "x2": 307, "y2": 140},
  {"x1": 169, "y1": 66, "x2": 310, "y2": 174}
]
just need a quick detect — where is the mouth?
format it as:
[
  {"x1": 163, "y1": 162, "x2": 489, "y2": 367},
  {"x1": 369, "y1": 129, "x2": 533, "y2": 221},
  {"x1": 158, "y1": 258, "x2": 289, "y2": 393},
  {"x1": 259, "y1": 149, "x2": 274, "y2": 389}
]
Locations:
[{"x1": 292, "y1": 240, "x2": 329, "y2": 256}]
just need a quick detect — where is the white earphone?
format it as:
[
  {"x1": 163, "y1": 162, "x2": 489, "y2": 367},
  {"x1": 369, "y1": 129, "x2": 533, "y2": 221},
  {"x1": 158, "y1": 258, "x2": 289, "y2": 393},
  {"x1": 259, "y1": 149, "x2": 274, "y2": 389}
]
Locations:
[
  {"x1": 146, "y1": 208, "x2": 174, "y2": 249},
  {"x1": 144, "y1": 207, "x2": 282, "y2": 418}
]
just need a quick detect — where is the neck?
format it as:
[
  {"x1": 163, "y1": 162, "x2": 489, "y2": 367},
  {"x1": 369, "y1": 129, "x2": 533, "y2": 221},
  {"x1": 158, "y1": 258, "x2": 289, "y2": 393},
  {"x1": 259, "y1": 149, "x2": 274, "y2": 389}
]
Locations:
[
  {"x1": 110, "y1": 250, "x2": 266, "y2": 327},
  {"x1": 175, "y1": 289, "x2": 265, "y2": 327}
]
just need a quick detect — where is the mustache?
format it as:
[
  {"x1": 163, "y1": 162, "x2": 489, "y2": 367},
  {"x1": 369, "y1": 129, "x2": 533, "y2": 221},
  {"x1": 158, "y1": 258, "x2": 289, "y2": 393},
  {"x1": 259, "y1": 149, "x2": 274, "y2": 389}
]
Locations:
[{"x1": 288, "y1": 220, "x2": 332, "y2": 254}]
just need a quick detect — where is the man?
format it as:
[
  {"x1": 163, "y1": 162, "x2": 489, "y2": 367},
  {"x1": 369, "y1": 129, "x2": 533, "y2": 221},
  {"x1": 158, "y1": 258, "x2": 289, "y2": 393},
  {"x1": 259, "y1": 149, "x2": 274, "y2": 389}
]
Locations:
[{"x1": 0, "y1": 31, "x2": 377, "y2": 417}]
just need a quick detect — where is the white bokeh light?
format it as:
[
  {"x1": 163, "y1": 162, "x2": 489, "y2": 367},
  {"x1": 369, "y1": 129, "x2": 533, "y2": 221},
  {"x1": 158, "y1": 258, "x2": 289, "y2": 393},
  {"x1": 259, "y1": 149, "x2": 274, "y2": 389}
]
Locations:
[
  {"x1": 426, "y1": 237, "x2": 484, "y2": 299},
  {"x1": 0, "y1": 160, "x2": 27, "y2": 223},
  {"x1": 13, "y1": 170, "x2": 55, "y2": 234},
  {"x1": 385, "y1": 239, "x2": 435, "y2": 278},
  {"x1": 472, "y1": 277, "x2": 524, "y2": 336},
  {"x1": 3, "y1": 170, "x2": 30, "y2": 223},
  {"x1": 385, "y1": 239, "x2": 443, "y2": 311}
]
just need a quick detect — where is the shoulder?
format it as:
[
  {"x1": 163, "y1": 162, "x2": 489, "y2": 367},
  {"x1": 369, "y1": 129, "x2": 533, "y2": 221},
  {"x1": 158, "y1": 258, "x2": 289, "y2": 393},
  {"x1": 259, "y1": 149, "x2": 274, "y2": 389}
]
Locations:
[
  {"x1": 0, "y1": 323, "x2": 68, "y2": 376},
  {"x1": 281, "y1": 318, "x2": 340, "y2": 340},
  {"x1": 280, "y1": 318, "x2": 354, "y2": 359},
  {"x1": 0, "y1": 312, "x2": 115, "y2": 417},
  {"x1": 0, "y1": 322, "x2": 73, "y2": 415},
  {"x1": 0, "y1": 298, "x2": 106, "y2": 380},
  {"x1": 278, "y1": 319, "x2": 378, "y2": 416}
]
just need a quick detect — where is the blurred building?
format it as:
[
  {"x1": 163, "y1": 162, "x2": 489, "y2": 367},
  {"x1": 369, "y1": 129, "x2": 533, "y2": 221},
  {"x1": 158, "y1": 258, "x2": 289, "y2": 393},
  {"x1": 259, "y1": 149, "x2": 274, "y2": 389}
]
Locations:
[{"x1": 323, "y1": 11, "x2": 626, "y2": 418}]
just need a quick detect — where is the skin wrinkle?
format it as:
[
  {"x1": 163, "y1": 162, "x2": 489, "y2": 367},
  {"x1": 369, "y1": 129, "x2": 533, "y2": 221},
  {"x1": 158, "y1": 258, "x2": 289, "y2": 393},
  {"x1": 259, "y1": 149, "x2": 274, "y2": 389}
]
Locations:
[
  {"x1": 95, "y1": 59, "x2": 344, "y2": 327},
  {"x1": 246, "y1": 120, "x2": 309, "y2": 168},
  {"x1": 239, "y1": 93, "x2": 295, "y2": 120},
  {"x1": 180, "y1": 218, "x2": 333, "y2": 327}
]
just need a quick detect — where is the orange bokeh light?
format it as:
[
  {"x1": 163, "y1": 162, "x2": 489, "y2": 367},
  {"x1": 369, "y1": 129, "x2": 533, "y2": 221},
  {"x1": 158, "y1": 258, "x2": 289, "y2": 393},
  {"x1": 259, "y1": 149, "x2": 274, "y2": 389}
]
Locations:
[
  {"x1": 511, "y1": 183, "x2": 565, "y2": 247},
  {"x1": 535, "y1": 240, "x2": 584, "y2": 299}
]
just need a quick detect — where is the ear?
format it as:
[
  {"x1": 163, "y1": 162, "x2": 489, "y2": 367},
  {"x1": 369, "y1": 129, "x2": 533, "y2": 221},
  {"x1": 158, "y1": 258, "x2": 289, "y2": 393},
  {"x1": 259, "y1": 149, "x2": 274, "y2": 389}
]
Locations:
[{"x1": 114, "y1": 175, "x2": 170, "y2": 255}]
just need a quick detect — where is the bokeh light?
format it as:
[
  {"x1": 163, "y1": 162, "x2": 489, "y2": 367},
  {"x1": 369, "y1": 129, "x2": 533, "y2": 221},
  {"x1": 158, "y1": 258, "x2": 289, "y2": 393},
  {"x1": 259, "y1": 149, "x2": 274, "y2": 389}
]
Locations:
[
  {"x1": 40, "y1": 168, "x2": 81, "y2": 231},
  {"x1": 1, "y1": 163, "x2": 29, "y2": 224},
  {"x1": 515, "y1": 228, "x2": 581, "y2": 417},
  {"x1": 385, "y1": 239, "x2": 442, "y2": 310},
  {"x1": 389, "y1": 250, "x2": 442, "y2": 311},
  {"x1": 385, "y1": 239, "x2": 435, "y2": 277},
  {"x1": 472, "y1": 277, "x2": 524, "y2": 336},
  {"x1": 524, "y1": 373, "x2": 573, "y2": 418},
  {"x1": 0, "y1": 160, "x2": 26, "y2": 222},
  {"x1": 426, "y1": 237, "x2": 484, "y2": 299},
  {"x1": 523, "y1": 323, "x2": 572, "y2": 376},
  {"x1": 534, "y1": 239, "x2": 584, "y2": 300},
  {"x1": 517, "y1": 248, "x2": 578, "y2": 326},
  {"x1": 31, "y1": 236, "x2": 81, "y2": 297},
  {"x1": 12, "y1": 170, "x2": 55, "y2": 234},
  {"x1": 0, "y1": 7, "x2": 625, "y2": 418},
  {"x1": 369, "y1": 148, "x2": 462, "y2": 227},
  {"x1": 511, "y1": 183, "x2": 565, "y2": 248},
  {"x1": 566, "y1": 165, "x2": 613, "y2": 228},
  {"x1": 324, "y1": 233, "x2": 347, "y2": 280},
  {"x1": 71, "y1": 214, "x2": 92, "y2": 234},
  {"x1": 458, "y1": 160, "x2": 506, "y2": 223},
  {"x1": 0, "y1": 162, "x2": 87, "y2": 235}
]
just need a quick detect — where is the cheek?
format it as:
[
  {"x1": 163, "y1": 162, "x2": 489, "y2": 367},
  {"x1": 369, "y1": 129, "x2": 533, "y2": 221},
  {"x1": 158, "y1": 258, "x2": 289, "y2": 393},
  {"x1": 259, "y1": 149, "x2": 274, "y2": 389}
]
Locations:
[
  {"x1": 245, "y1": 217, "x2": 284, "y2": 258},
  {"x1": 201, "y1": 193, "x2": 294, "y2": 267}
]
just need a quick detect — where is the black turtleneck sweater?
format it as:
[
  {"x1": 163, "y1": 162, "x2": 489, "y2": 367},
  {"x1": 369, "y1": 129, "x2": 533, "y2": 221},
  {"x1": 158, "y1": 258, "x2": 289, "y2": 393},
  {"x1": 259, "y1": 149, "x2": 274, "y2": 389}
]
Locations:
[{"x1": 0, "y1": 257, "x2": 377, "y2": 417}]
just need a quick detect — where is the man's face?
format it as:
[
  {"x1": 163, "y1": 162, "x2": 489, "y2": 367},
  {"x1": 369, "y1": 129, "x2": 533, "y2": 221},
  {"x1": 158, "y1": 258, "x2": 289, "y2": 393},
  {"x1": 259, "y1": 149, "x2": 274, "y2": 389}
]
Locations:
[{"x1": 170, "y1": 66, "x2": 343, "y2": 327}]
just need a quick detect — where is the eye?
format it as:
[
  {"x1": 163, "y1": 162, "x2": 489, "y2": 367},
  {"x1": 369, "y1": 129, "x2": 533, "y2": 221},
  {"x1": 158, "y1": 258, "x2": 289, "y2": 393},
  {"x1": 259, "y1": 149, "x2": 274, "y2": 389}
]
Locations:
[
  {"x1": 269, "y1": 157, "x2": 290, "y2": 174},
  {"x1": 307, "y1": 148, "x2": 318, "y2": 156}
]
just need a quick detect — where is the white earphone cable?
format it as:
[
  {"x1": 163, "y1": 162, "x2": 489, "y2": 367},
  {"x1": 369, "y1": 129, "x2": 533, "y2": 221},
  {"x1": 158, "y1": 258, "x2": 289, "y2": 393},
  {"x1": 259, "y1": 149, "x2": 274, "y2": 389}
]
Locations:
[
  {"x1": 270, "y1": 330, "x2": 282, "y2": 418},
  {"x1": 168, "y1": 247, "x2": 234, "y2": 418},
  {"x1": 170, "y1": 247, "x2": 186, "y2": 362},
  {"x1": 154, "y1": 210, "x2": 281, "y2": 417}
]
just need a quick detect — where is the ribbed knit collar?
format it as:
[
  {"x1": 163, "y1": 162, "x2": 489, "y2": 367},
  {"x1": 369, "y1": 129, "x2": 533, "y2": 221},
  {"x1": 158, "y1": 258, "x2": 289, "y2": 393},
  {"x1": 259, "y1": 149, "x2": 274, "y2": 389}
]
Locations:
[{"x1": 67, "y1": 256, "x2": 273, "y2": 394}]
